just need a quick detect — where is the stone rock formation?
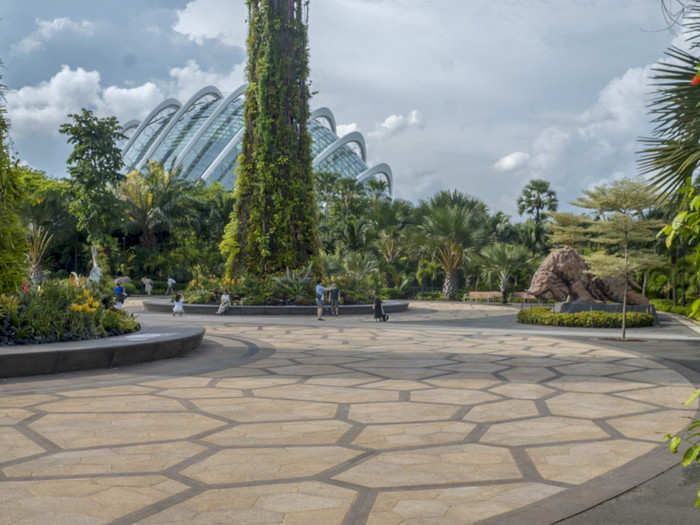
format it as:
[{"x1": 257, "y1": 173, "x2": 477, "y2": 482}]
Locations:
[{"x1": 527, "y1": 246, "x2": 648, "y2": 305}]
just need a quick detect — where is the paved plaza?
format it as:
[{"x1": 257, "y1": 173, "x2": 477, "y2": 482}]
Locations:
[{"x1": 0, "y1": 301, "x2": 699, "y2": 524}]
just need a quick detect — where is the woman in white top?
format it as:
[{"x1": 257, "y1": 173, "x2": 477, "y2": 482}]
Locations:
[
  {"x1": 172, "y1": 294, "x2": 185, "y2": 316},
  {"x1": 217, "y1": 290, "x2": 232, "y2": 315}
]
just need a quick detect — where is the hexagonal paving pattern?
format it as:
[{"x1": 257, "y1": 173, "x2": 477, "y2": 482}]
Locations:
[{"x1": 1, "y1": 304, "x2": 697, "y2": 525}]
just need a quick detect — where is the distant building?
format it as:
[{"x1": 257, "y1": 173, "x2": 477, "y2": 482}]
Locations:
[{"x1": 119, "y1": 84, "x2": 393, "y2": 195}]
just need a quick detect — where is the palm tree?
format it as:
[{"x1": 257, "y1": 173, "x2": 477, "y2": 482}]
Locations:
[
  {"x1": 479, "y1": 243, "x2": 532, "y2": 303},
  {"x1": 517, "y1": 179, "x2": 558, "y2": 224},
  {"x1": 27, "y1": 223, "x2": 53, "y2": 285},
  {"x1": 416, "y1": 200, "x2": 486, "y2": 299}
]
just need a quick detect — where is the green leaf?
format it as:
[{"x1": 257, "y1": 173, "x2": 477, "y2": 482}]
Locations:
[
  {"x1": 670, "y1": 436, "x2": 682, "y2": 453},
  {"x1": 695, "y1": 489, "x2": 700, "y2": 508},
  {"x1": 685, "y1": 389, "x2": 700, "y2": 406},
  {"x1": 683, "y1": 445, "x2": 700, "y2": 466},
  {"x1": 672, "y1": 211, "x2": 688, "y2": 230}
]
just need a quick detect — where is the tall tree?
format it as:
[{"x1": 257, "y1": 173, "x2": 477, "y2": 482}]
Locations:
[
  {"x1": 221, "y1": 0, "x2": 319, "y2": 276},
  {"x1": 517, "y1": 179, "x2": 558, "y2": 224},
  {"x1": 573, "y1": 178, "x2": 663, "y2": 340},
  {"x1": 0, "y1": 65, "x2": 27, "y2": 293},
  {"x1": 59, "y1": 109, "x2": 126, "y2": 251}
]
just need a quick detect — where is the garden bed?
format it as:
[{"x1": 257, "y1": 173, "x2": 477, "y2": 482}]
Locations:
[{"x1": 517, "y1": 306, "x2": 655, "y2": 328}]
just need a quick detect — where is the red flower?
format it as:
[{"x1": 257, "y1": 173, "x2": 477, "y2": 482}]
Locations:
[{"x1": 691, "y1": 75, "x2": 700, "y2": 86}]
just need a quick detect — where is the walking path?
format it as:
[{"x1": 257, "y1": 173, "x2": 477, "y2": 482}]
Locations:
[{"x1": 0, "y1": 300, "x2": 698, "y2": 524}]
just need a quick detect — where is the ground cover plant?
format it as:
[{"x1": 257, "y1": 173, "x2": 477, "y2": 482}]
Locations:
[
  {"x1": 0, "y1": 279, "x2": 139, "y2": 345},
  {"x1": 517, "y1": 306, "x2": 654, "y2": 328}
]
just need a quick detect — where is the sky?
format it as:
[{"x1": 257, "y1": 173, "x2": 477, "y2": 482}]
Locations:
[{"x1": 0, "y1": 0, "x2": 683, "y2": 216}]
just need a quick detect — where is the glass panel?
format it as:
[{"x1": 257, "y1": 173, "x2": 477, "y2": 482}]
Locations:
[{"x1": 123, "y1": 106, "x2": 178, "y2": 170}]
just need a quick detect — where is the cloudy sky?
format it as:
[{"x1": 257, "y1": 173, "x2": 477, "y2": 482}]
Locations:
[{"x1": 0, "y1": 0, "x2": 681, "y2": 216}]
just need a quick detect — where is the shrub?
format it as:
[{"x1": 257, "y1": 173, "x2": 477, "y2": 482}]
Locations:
[
  {"x1": 650, "y1": 298, "x2": 695, "y2": 317},
  {"x1": 517, "y1": 306, "x2": 654, "y2": 328},
  {"x1": 415, "y1": 291, "x2": 442, "y2": 301},
  {"x1": 0, "y1": 279, "x2": 139, "y2": 345}
]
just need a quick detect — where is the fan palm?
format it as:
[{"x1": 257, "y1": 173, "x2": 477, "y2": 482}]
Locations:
[{"x1": 479, "y1": 243, "x2": 533, "y2": 303}]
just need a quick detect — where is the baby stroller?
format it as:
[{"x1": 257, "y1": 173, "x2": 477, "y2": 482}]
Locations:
[{"x1": 373, "y1": 298, "x2": 389, "y2": 322}]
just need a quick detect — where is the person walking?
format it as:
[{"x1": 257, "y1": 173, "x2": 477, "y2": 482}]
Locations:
[
  {"x1": 114, "y1": 282, "x2": 127, "y2": 310},
  {"x1": 172, "y1": 293, "x2": 185, "y2": 316},
  {"x1": 166, "y1": 276, "x2": 176, "y2": 295},
  {"x1": 315, "y1": 279, "x2": 326, "y2": 321},
  {"x1": 329, "y1": 283, "x2": 341, "y2": 316},
  {"x1": 216, "y1": 290, "x2": 232, "y2": 315},
  {"x1": 142, "y1": 277, "x2": 153, "y2": 296},
  {"x1": 373, "y1": 297, "x2": 389, "y2": 322}
]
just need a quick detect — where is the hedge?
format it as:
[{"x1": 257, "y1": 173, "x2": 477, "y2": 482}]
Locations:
[
  {"x1": 517, "y1": 307, "x2": 655, "y2": 328},
  {"x1": 650, "y1": 298, "x2": 694, "y2": 317}
]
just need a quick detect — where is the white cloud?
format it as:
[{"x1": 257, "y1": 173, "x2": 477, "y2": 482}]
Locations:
[
  {"x1": 11, "y1": 18, "x2": 95, "y2": 55},
  {"x1": 368, "y1": 110, "x2": 423, "y2": 140},
  {"x1": 336, "y1": 122, "x2": 359, "y2": 136},
  {"x1": 167, "y1": 59, "x2": 245, "y2": 101},
  {"x1": 173, "y1": 0, "x2": 247, "y2": 46},
  {"x1": 493, "y1": 152, "x2": 530, "y2": 172},
  {"x1": 5, "y1": 65, "x2": 164, "y2": 139}
]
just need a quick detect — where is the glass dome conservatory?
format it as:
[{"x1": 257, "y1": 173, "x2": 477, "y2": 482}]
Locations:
[{"x1": 119, "y1": 84, "x2": 393, "y2": 195}]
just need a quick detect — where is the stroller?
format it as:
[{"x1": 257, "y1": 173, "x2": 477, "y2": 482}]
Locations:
[{"x1": 373, "y1": 298, "x2": 389, "y2": 322}]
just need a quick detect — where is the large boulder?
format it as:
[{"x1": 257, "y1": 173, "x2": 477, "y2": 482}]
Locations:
[{"x1": 527, "y1": 246, "x2": 648, "y2": 305}]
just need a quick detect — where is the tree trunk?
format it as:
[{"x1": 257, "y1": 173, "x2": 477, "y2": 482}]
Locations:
[
  {"x1": 621, "y1": 247, "x2": 628, "y2": 341},
  {"x1": 642, "y1": 270, "x2": 648, "y2": 298},
  {"x1": 442, "y1": 271, "x2": 458, "y2": 299}
]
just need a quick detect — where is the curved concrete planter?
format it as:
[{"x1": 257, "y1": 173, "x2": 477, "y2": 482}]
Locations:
[
  {"x1": 143, "y1": 299, "x2": 409, "y2": 316},
  {"x1": 0, "y1": 326, "x2": 205, "y2": 378}
]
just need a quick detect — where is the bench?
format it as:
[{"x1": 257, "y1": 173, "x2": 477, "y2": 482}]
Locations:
[
  {"x1": 512, "y1": 292, "x2": 537, "y2": 301},
  {"x1": 465, "y1": 291, "x2": 503, "y2": 303}
]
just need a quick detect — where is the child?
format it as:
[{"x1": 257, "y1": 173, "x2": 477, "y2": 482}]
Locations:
[
  {"x1": 172, "y1": 293, "x2": 185, "y2": 316},
  {"x1": 373, "y1": 297, "x2": 389, "y2": 322}
]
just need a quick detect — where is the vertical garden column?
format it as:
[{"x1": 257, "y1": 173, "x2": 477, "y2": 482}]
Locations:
[{"x1": 221, "y1": 0, "x2": 320, "y2": 276}]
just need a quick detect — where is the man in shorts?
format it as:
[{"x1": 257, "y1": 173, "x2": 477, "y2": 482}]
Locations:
[{"x1": 316, "y1": 279, "x2": 326, "y2": 321}]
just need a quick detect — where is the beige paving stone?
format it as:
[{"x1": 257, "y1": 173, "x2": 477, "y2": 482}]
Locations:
[
  {"x1": 501, "y1": 357, "x2": 572, "y2": 367},
  {"x1": 585, "y1": 349, "x2": 635, "y2": 359},
  {"x1": 305, "y1": 373, "x2": 380, "y2": 387},
  {"x1": 546, "y1": 392, "x2": 655, "y2": 419},
  {"x1": 296, "y1": 356, "x2": 365, "y2": 365},
  {"x1": 142, "y1": 376, "x2": 213, "y2": 388},
  {"x1": 0, "y1": 475, "x2": 186, "y2": 525},
  {"x1": 0, "y1": 394, "x2": 56, "y2": 408},
  {"x1": 183, "y1": 446, "x2": 360, "y2": 484},
  {"x1": 546, "y1": 376, "x2": 653, "y2": 393},
  {"x1": 39, "y1": 395, "x2": 185, "y2": 413},
  {"x1": 205, "y1": 420, "x2": 352, "y2": 446},
  {"x1": 215, "y1": 376, "x2": 299, "y2": 389},
  {"x1": 254, "y1": 384, "x2": 398, "y2": 403},
  {"x1": 29, "y1": 412, "x2": 223, "y2": 448},
  {"x1": 500, "y1": 367, "x2": 557, "y2": 383},
  {"x1": 348, "y1": 402, "x2": 457, "y2": 424},
  {"x1": 614, "y1": 369, "x2": 692, "y2": 386},
  {"x1": 466, "y1": 400, "x2": 539, "y2": 422},
  {"x1": 617, "y1": 358, "x2": 666, "y2": 369},
  {"x1": 201, "y1": 367, "x2": 268, "y2": 378},
  {"x1": 267, "y1": 364, "x2": 349, "y2": 376},
  {"x1": 357, "y1": 380, "x2": 434, "y2": 391},
  {"x1": 349, "y1": 367, "x2": 445, "y2": 380},
  {"x1": 3, "y1": 441, "x2": 205, "y2": 477},
  {"x1": 335, "y1": 444, "x2": 520, "y2": 487},
  {"x1": 62, "y1": 385, "x2": 155, "y2": 397},
  {"x1": 0, "y1": 408, "x2": 32, "y2": 425},
  {"x1": 481, "y1": 416, "x2": 608, "y2": 446},
  {"x1": 489, "y1": 382, "x2": 554, "y2": 399},
  {"x1": 617, "y1": 386, "x2": 699, "y2": 410},
  {"x1": 526, "y1": 440, "x2": 657, "y2": 484},
  {"x1": 138, "y1": 481, "x2": 357, "y2": 525},
  {"x1": 353, "y1": 421, "x2": 475, "y2": 449},
  {"x1": 436, "y1": 362, "x2": 509, "y2": 373},
  {"x1": 554, "y1": 362, "x2": 643, "y2": 376},
  {"x1": 193, "y1": 397, "x2": 337, "y2": 422},
  {"x1": 425, "y1": 373, "x2": 503, "y2": 390},
  {"x1": 608, "y1": 410, "x2": 692, "y2": 441},
  {"x1": 410, "y1": 388, "x2": 500, "y2": 405},
  {"x1": 366, "y1": 483, "x2": 563, "y2": 525},
  {"x1": 157, "y1": 387, "x2": 243, "y2": 399},
  {"x1": 0, "y1": 427, "x2": 45, "y2": 462}
]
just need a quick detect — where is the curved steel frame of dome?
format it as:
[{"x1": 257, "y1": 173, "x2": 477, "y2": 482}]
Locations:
[
  {"x1": 310, "y1": 107, "x2": 336, "y2": 134},
  {"x1": 135, "y1": 86, "x2": 222, "y2": 171},
  {"x1": 171, "y1": 84, "x2": 248, "y2": 174},
  {"x1": 119, "y1": 85, "x2": 393, "y2": 196},
  {"x1": 122, "y1": 98, "x2": 181, "y2": 162},
  {"x1": 357, "y1": 162, "x2": 393, "y2": 193},
  {"x1": 312, "y1": 131, "x2": 367, "y2": 168}
]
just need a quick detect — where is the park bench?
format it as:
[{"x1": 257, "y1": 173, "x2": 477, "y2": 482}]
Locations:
[
  {"x1": 512, "y1": 292, "x2": 537, "y2": 302},
  {"x1": 466, "y1": 291, "x2": 503, "y2": 303}
]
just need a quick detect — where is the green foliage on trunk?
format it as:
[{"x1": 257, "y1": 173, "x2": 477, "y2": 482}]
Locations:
[
  {"x1": 221, "y1": 0, "x2": 320, "y2": 276},
  {"x1": 0, "y1": 68, "x2": 28, "y2": 294}
]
